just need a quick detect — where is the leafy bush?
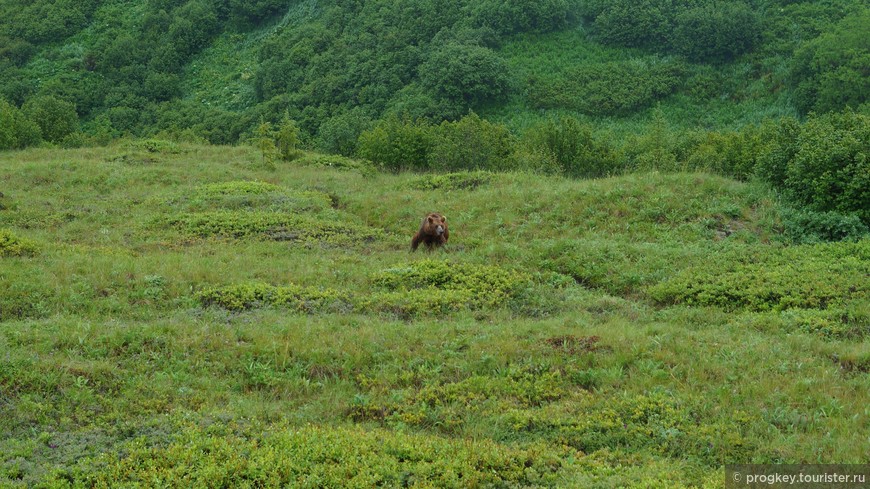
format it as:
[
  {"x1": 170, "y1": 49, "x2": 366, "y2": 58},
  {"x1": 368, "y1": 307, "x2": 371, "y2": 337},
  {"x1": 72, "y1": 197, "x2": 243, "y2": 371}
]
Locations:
[
  {"x1": 357, "y1": 115, "x2": 435, "y2": 171},
  {"x1": 467, "y1": 0, "x2": 577, "y2": 36},
  {"x1": 779, "y1": 208, "x2": 869, "y2": 244},
  {"x1": 670, "y1": 3, "x2": 761, "y2": 62},
  {"x1": 528, "y1": 57, "x2": 685, "y2": 116},
  {"x1": 420, "y1": 43, "x2": 511, "y2": 105},
  {"x1": 407, "y1": 171, "x2": 492, "y2": 191},
  {"x1": 198, "y1": 282, "x2": 349, "y2": 313},
  {"x1": 316, "y1": 109, "x2": 372, "y2": 157},
  {"x1": 0, "y1": 229, "x2": 38, "y2": 257},
  {"x1": 0, "y1": 99, "x2": 41, "y2": 150},
  {"x1": 649, "y1": 241, "x2": 870, "y2": 312},
  {"x1": 22, "y1": 95, "x2": 79, "y2": 143},
  {"x1": 758, "y1": 112, "x2": 870, "y2": 223},
  {"x1": 791, "y1": 10, "x2": 870, "y2": 115},
  {"x1": 429, "y1": 113, "x2": 516, "y2": 171},
  {"x1": 524, "y1": 117, "x2": 620, "y2": 177}
]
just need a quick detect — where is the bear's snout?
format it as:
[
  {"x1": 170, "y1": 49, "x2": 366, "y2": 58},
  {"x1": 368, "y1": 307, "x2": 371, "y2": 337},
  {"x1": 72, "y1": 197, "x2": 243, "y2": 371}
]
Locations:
[{"x1": 436, "y1": 225, "x2": 444, "y2": 235}]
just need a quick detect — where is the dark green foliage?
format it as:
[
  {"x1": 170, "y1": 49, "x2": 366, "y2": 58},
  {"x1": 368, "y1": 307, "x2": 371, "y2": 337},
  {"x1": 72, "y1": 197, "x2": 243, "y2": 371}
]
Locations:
[
  {"x1": 0, "y1": 99, "x2": 41, "y2": 150},
  {"x1": 468, "y1": 0, "x2": 578, "y2": 36},
  {"x1": 22, "y1": 95, "x2": 78, "y2": 143},
  {"x1": 591, "y1": 0, "x2": 761, "y2": 62},
  {"x1": 316, "y1": 110, "x2": 372, "y2": 157},
  {"x1": 524, "y1": 117, "x2": 619, "y2": 177},
  {"x1": 780, "y1": 208, "x2": 869, "y2": 244},
  {"x1": 198, "y1": 282, "x2": 348, "y2": 313},
  {"x1": 670, "y1": 3, "x2": 761, "y2": 62},
  {"x1": 528, "y1": 58, "x2": 685, "y2": 116},
  {"x1": 791, "y1": 10, "x2": 870, "y2": 115},
  {"x1": 419, "y1": 43, "x2": 511, "y2": 105},
  {"x1": 649, "y1": 241, "x2": 870, "y2": 312},
  {"x1": 759, "y1": 112, "x2": 870, "y2": 223}
]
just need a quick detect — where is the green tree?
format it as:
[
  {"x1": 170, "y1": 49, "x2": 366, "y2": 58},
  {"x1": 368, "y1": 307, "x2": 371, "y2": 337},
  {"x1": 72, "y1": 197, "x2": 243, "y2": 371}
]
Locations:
[
  {"x1": 791, "y1": 10, "x2": 870, "y2": 115},
  {"x1": 276, "y1": 113, "x2": 301, "y2": 161},
  {"x1": 0, "y1": 99, "x2": 41, "y2": 150},
  {"x1": 252, "y1": 119, "x2": 279, "y2": 167},
  {"x1": 670, "y1": 3, "x2": 761, "y2": 62},
  {"x1": 419, "y1": 43, "x2": 511, "y2": 106},
  {"x1": 22, "y1": 95, "x2": 78, "y2": 143},
  {"x1": 429, "y1": 113, "x2": 515, "y2": 171},
  {"x1": 357, "y1": 114, "x2": 435, "y2": 171}
]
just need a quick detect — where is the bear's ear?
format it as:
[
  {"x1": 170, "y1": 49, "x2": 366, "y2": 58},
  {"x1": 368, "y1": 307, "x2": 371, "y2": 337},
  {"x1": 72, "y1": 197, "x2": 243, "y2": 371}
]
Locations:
[
  {"x1": 427, "y1": 216, "x2": 434, "y2": 223},
  {"x1": 441, "y1": 215, "x2": 446, "y2": 222}
]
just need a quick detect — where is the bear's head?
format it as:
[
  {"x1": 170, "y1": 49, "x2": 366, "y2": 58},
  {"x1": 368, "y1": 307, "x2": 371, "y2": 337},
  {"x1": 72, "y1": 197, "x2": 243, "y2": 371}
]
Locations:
[{"x1": 423, "y1": 213, "x2": 447, "y2": 237}]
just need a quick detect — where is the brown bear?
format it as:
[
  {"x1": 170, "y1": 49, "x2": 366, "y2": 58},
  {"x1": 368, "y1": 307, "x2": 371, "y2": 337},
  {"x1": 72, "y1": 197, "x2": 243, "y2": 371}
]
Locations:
[{"x1": 411, "y1": 212, "x2": 449, "y2": 251}]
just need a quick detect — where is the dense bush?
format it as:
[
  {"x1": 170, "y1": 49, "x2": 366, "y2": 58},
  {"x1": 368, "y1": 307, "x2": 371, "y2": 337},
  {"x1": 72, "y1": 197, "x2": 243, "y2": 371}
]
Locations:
[
  {"x1": 468, "y1": 0, "x2": 578, "y2": 36},
  {"x1": 758, "y1": 112, "x2": 869, "y2": 223},
  {"x1": 528, "y1": 57, "x2": 685, "y2": 116},
  {"x1": 0, "y1": 99, "x2": 41, "y2": 150},
  {"x1": 357, "y1": 115, "x2": 435, "y2": 171},
  {"x1": 407, "y1": 171, "x2": 492, "y2": 191},
  {"x1": 591, "y1": 0, "x2": 761, "y2": 62},
  {"x1": 21, "y1": 95, "x2": 79, "y2": 143},
  {"x1": 791, "y1": 10, "x2": 870, "y2": 115},
  {"x1": 53, "y1": 425, "x2": 569, "y2": 487},
  {"x1": 524, "y1": 117, "x2": 620, "y2": 177},
  {"x1": 779, "y1": 208, "x2": 869, "y2": 244},
  {"x1": 429, "y1": 113, "x2": 516, "y2": 171},
  {"x1": 419, "y1": 43, "x2": 511, "y2": 105},
  {"x1": 670, "y1": 3, "x2": 761, "y2": 62}
]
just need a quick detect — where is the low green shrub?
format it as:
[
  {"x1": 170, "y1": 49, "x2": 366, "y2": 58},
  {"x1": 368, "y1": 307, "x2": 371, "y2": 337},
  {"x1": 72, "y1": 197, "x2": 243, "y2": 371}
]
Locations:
[
  {"x1": 779, "y1": 208, "x2": 869, "y2": 244},
  {"x1": 165, "y1": 211, "x2": 381, "y2": 245},
  {"x1": 649, "y1": 241, "x2": 870, "y2": 312},
  {"x1": 505, "y1": 391, "x2": 754, "y2": 465},
  {"x1": 53, "y1": 424, "x2": 570, "y2": 487},
  {"x1": 372, "y1": 260, "x2": 529, "y2": 309},
  {"x1": 198, "y1": 282, "x2": 349, "y2": 313},
  {"x1": 407, "y1": 171, "x2": 492, "y2": 191},
  {"x1": 0, "y1": 229, "x2": 38, "y2": 257},
  {"x1": 359, "y1": 289, "x2": 472, "y2": 319}
]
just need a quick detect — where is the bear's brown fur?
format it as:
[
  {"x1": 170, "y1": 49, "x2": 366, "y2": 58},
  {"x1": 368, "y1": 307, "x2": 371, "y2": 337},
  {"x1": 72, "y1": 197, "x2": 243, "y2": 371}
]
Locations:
[{"x1": 411, "y1": 212, "x2": 449, "y2": 251}]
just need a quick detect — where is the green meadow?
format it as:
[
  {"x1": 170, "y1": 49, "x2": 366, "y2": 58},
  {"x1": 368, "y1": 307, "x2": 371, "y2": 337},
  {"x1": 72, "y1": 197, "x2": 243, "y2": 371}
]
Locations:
[{"x1": 1, "y1": 143, "x2": 867, "y2": 487}]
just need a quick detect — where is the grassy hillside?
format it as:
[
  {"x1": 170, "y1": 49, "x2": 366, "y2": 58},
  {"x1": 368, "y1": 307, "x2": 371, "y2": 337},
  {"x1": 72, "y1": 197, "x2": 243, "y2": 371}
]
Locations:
[{"x1": 1, "y1": 143, "x2": 868, "y2": 486}]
